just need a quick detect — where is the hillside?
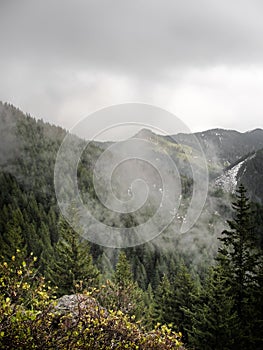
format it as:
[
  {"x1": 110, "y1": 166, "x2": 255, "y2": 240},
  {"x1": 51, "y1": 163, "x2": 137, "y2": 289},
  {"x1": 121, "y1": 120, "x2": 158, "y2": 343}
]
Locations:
[
  {"x1": 215, "y1": 149, "x2": 263, "y2": 204},
  {"x1": 171, "y1": 128, "x2": 263, "y2": 175},
  {"x1": 0, "y1": 102, "x2": 262, "y2": 349},
  {"x1": 1, "y1": 101, "x2": 263, "y2": 258}
]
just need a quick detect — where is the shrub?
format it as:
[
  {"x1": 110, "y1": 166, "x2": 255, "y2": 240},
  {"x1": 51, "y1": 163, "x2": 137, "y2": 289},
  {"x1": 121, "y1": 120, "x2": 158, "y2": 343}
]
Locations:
[{"x1": 0, "y1": 252, "x2": 185, "y2": 349}]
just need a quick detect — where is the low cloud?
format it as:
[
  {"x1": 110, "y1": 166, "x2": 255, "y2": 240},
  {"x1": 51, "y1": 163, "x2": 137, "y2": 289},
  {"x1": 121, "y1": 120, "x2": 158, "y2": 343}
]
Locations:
[{"x1": 0, "y1": 0, "x2": 263, "y2": 135}]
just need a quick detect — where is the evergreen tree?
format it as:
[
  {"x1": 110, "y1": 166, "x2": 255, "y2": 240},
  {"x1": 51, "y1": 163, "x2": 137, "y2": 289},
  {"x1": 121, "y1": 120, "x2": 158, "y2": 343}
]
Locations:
[
  {"x1": 143, "y1": 283, "x2": 155, "y2": 329},
  {"x1": 171, "y1": 264, "x2": 198, "y2": 344},
  {"x1": 99, "y1": 251, "x2": 145, "y2": 320},
  {"x1": 216, "y1": 185, "x2": 262, "y2": 349},
  {"x1": 190, "y1": 185, "x2": 263, "y2": 349},
  {"x1": 188, "y1": 266, "x2": 237, "y2": 350},
  {"x1": 153, "y1": 274, "x2": 174, "y2": 325},
  {"x1": 186, "y1": 186, "x2": 262, "y2": 349},
  {"x1": 97, "y1": 252, "x2": 113, "y2": 281},
  {"x1": 46, "y1": 214, "x2": 99, "y2": 297},
  {"x1": 153, "y1": 264, "x2": 197, "y2": 344},
  {"x1": 133, "y1": 255, "x2": 147, "y2": 290},
  {"x1": 0, "y1": 217, "x2": 26, "y2": 259}
]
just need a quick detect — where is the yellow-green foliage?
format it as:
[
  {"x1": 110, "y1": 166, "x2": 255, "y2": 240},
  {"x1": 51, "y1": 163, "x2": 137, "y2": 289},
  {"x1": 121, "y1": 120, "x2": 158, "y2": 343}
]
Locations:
[{"x1": 0, "y1": 252, "x2": 185, "y2": 349}]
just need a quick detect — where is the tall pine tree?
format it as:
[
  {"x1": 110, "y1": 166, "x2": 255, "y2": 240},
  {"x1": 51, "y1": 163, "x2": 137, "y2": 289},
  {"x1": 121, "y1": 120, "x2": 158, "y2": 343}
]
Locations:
[
  {"x1": 188, "y1": 265, "x2": 237, "y2": 350},
  {"x1": 187, "y1": 185, "x2": 262, "y2": 350},
  {"x1": 190, "y1": 185, "x2": 263, "y2": 350},
  {"x1": 217, "y1": 185, "x2": 262, "y2": 349},
  {"x1": 45, "y1": 212, "x2": 99, "y2": 297},
  {"x1": 99, "y1": 251, "x2": 145, "y2": 320}
]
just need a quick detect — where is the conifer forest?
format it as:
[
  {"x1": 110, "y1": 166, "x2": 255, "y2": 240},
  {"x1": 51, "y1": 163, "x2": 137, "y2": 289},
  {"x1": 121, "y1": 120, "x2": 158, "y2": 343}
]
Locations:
[{"x1": 0, "y1": 102, "x2": 262, "y2": 349}]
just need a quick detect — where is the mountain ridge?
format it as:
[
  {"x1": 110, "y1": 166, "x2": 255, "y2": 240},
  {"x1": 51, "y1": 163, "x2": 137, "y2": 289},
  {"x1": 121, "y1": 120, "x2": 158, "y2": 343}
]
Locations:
[
  {"x1": 1, "y1": 100, "x2": 263, "y2": 205},
  {"x1": 0, "y1": 101, "x2": 263, "y2": 282}
]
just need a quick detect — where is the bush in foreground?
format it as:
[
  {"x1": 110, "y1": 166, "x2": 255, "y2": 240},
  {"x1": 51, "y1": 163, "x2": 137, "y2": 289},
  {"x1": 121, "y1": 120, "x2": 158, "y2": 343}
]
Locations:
[{"x1": 0, "y1": 252, "x2": 185, "y2": 349}]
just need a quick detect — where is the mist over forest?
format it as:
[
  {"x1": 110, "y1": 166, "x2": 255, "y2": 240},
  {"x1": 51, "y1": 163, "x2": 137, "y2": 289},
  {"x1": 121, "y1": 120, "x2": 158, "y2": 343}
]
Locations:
[{"x1": 0, "y1": 101, "x2": 262, "y2": 349}]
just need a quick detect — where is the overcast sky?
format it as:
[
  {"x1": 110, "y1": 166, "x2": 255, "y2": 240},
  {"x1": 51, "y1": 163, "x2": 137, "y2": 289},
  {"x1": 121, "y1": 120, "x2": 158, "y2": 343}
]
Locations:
[{"x1": 0, "y1": 0, "x2": 263, "y2": 138}]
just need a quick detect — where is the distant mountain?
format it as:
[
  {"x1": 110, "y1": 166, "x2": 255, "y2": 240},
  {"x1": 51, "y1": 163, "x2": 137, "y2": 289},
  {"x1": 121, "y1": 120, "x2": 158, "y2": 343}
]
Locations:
[
  {"x1": 133, "y1": 127, "x2": 263, "y2": 202},
  {"x1": 172, "y1": 128, "x2": 263, "y2": 173},
  {"x1": 1, "y1": 100, "x2": 262, "y2": 203},
  {"x1": 0, "y1": 100, "x2": 263, "y2": 280},
  {"x1": 111, "y1": 125, "x2": 263, "y2": 205}
]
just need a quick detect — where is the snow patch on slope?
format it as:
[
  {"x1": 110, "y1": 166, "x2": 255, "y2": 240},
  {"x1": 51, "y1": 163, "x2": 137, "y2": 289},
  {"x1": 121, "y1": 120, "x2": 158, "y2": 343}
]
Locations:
[{"x1": 215, "y1": 160, "x2": 246, "y2": 193}]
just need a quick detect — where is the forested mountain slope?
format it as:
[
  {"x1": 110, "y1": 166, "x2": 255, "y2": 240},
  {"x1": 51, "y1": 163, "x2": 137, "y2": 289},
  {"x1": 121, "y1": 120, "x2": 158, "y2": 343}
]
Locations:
[
  {"x1": 1, "y1": 101, "x2": 263, "y2": 275},
  {"x1": 0, "y1": 101, "x2": 262, "y2": 349}
]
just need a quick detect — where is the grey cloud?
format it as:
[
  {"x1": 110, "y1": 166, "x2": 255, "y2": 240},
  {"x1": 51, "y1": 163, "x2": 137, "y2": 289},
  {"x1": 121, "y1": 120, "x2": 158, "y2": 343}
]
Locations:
[
  {"x1": 0, "y1": 0, "x2": 263, "y2": 134},
  {"x1": 1, "y1": 0, "x2": 263, "y2": 78}
]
